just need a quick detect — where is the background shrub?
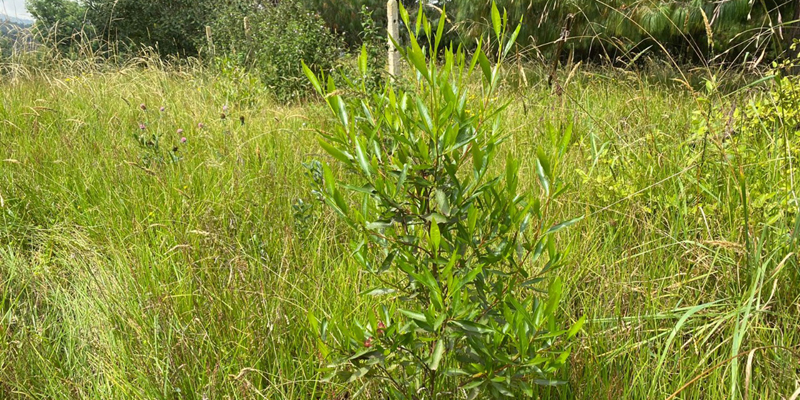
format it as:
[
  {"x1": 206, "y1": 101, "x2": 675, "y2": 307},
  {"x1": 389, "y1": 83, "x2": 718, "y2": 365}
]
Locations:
[{"x1": 212, "y1": 1, "x2": 345, "y2": 102}]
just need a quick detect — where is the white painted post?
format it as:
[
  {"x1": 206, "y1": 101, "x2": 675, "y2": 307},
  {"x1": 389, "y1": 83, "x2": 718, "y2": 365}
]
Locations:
[{"x1": 387, "y1": 0, "x2": 401, "y2": 80}]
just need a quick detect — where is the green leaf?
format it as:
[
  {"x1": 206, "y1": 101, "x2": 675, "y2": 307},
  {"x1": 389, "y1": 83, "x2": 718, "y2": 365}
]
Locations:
[
  {"x1": 468, "y1": 39, "x2": 482, "y2": 76},
  {"x1": 567, "y1": 315, "x2": 586, "y2": 339},
  {"x1": 503, "y1": 21, "x2": 522, "y2": 58},
  {"x1": 408, "y1": 38, "x2": 431, "y2": 82},
  {"x1": 477, "y1": 49, "x2": 492, "y2": 84},
  {"x1": 366, "y1": 220, "x2": 393, "y2": 230},
  {"x1": 535, "y1": 156, "x2": 550, "y2": 197},
  {"x1": 430, "y1": 222, "x2": 441, "y2": 253},
  {"x1": 560, "y1": 122, "x2": 573, "y2": 156},
  {"x1": 399, "y1": 308, "x2": 426, "y2": 322},
  {"x1": 546, "y1": 216, "x2": 584, "y2": 235},
  {"x1": 451, "y1": 320, "x2": 493, "y2": 334},
  {"x1": 543, "y1": 277, "x2": 563, "y2": 322},
  {"x1": 354, "y1": 137, "x2": 372, "y2": 178},
  {"x1": 322, "y1": 163, "x2": 335, "y2": 195},
  {"x1": 329, "y1": 98, "x2": 349, "y2": 133},
  {"x1": 423, "y1": 213, "x2": 448, "y2": 224},
  {"x1": 653, "y1": 301, "x2": 720, "y2": 382},
  {"x1": 395, "y1": 164, "x2": 409, "y2": 197},
  {"x1": 360, "y1": 287, "x2": 397, "y2": 296},
  {"x1": 491, "y1": 1, "x2": 502, "y2": 41},
  {"x1": 434, "y1": 189, "x2": 451, "y2": 216},
  {"x1": 429, "y1": 339, "x2": 445, "y2": 370},
  {"x1": 398, "y1": 1, "x2": 410, "y2": 27},
  {"x1": 414, "y1": 3, "x2": 423, "y2": 35},
  {"x1": 491, "y1": 381, "x2": 513, "y2": 396},
  {"x1": 359, "y1": 44, "x2": 368, "y2": 76},
  {"x1": 416, "y1": 97, "x2": 434, "y2": 134},
  {"x1": 434, "y1": 6, "x2": 446, "y2": 53},
  {"x1": 452, "y1": 265, "x2": 482, "y2": 293},
  {"x1": 302, "y1": 61, "x2": 322, "y2": 94},
  {"x1": 318, "y1": 138, "x2": 353, "y2": 165}
]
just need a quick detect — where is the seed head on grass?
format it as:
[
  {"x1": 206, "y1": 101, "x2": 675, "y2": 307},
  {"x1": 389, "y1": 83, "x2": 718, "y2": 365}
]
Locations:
[{"x1": 140, "y1": 103, "x2": 147, "y2": 111}]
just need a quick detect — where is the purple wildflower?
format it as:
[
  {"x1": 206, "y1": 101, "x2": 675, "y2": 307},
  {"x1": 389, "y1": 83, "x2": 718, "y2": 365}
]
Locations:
[
  {"x1": 177, "y1": 128, "x2": 184, "y2": 134},
  {"x1": 160, "y1": 106, "x2": 166, "y2": 112},
  {"x1": 139, "y1": 123, "x2": 146, "y2": 130},
  {"x1": 180, "y1": 137, "x2": 187, "y2": 144},
  {"x1": 198, "y1": 122, "x2": 204, "y2": 129}
]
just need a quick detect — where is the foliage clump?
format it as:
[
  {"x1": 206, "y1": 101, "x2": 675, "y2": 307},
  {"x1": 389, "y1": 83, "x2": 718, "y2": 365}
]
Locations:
[
  {"x1": 211, "y1": 1, "x2": 345, "y2": 102},
  {"x1": 305, "y1": 3, "x2": 584, "y2": 398}
]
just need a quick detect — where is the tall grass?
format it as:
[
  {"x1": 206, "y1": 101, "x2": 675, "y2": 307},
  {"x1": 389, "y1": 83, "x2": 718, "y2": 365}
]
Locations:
[{"x1": 0, "y1": 50, "x2": 798, "y2": 398}]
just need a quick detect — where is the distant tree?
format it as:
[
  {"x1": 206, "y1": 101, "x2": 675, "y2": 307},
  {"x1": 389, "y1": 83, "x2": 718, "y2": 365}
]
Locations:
[
  {"x1": 26, "y1": 0, "x2": 92, "y2": 51},
  {"x1": 300, "y1": 0, "x2": 420, "y2": 47},
  {"x1": 83, "y1": 0, "x2": 215, "y2": 56}
]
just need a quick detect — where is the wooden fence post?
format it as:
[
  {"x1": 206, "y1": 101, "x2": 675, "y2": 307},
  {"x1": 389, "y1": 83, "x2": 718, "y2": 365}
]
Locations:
[
  {"x1": 387, "y1": 0, "x2": 401, "y2": 80},
  {"x1": 205, "y1": 26, "x2": 215, "y2": 58}
]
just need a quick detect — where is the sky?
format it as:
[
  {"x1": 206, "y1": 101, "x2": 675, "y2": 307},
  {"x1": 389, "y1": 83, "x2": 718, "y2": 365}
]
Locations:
[{"x1": 0, "y1": 0, "x2": 31, "y2": 20}]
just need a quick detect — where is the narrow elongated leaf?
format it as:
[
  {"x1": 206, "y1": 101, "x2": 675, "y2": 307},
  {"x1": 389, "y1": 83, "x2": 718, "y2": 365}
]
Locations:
[
  {"x1": 543, "y1": 277, "x2": 563, "y2": 321},
  {"x1": 366, "y1": 220, "x2": 393, "y2": 230},
  {"x1": 395, "y1": 164, "x2": 409, "y2": 197},
  {"x1": 399, "y1": 309, "x2": 426, "y2": 322},
  {"x1": 408, "y1": 38, "x2": 430, "y2": 82},
  {"x1": 434, "y1": 6, "x2": 446, "y2": 52},
  {"x1": 360, "y1": 288, "x2": 397, "y2": 296},
  {"x1": 477, "y1": 49, "x2": 493, "y2": 84},
  {"x1": 322, "y1": 163, "x2": 335, "y2": 195},
  {"x1": 503, "y1": 22, "x2": 522, "y2": 58},
  {"x1": 354, "y1": 137, "x2": 372, "y2": 178},
  {"x1": 653, "y1": 301, "x2": 720, "y2": 385},
  {"x1": 318, "y1": 138, "x2": 353, "y2": 165},
  {"x1": 567, "y1": 315, "x2": 586, "y2": 339},
  {"x1": 330, "y1": 96, "x2": 348, "y2": 132},
  {"x1": 452, "y1": 265, "x2": 482, "y2": 293},
  {"x1": 451, "y1": 320, "x2": 493, "y2": 334},
  {"x1": 468, "y1": 39, "x2": 482, "y2": 76},
  {"x1": 430, "y1": 222, "x2": 441, "y2": 253},
  {"x1": 546, "y1": 216, "x2": 584, "y2": 235},
  {"x1": 359, "y1": 44, "x2": 368, "y2": 76},
  {"x1": 535, "y1": 157, "x2": 550, "y2": 197},
  {"x1": 302, "y1": 61, "x2": 322, "y2": 94},
  {"x1": 429, "y1": 340, "x2": 445, "y2": 370},
  {"x1": 491, "y1": 1, "x2": 502, "y2": 40},
  {"x1": 416, "y1": 97, "x2": 434, "y2": 134}
]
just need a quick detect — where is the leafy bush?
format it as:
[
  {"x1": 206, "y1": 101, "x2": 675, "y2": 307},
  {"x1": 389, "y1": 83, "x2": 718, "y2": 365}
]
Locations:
[
  {"x1": 691, "y1": 46, "x2": 800, "y2": 226},
  {"x1": 305, "y1": 3, "x2": 584, "y2": 398},
  {"x1": 27, "y1": 0, "x2": 95, "y2": 53},
  {"x1": 212, "y1": 1, "x2": 345, "y2": 102},
  {"x1": 84, "y1": 0, "x2": 214, "y2": 56}
]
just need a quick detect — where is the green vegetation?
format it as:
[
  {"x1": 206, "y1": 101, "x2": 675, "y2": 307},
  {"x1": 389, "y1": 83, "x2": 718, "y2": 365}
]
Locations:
[
  {"x1": 211, "y1": 1, "x2": 345, "y2": 102},
  {"x1": 305, "y1": 6, "x2": 582, "y2": 397},
  {"x1": 2, "y1": 1, "x2": 800, "y2": 398},
  {"x1": 1, "y1": 44, "x2": 799, "y2": 399}
]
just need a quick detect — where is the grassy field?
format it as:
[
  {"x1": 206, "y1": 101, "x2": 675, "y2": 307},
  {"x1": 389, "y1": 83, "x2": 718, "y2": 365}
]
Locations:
[{"x1": 0, "y1": 61, "x2": 798, "y2": 399}]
